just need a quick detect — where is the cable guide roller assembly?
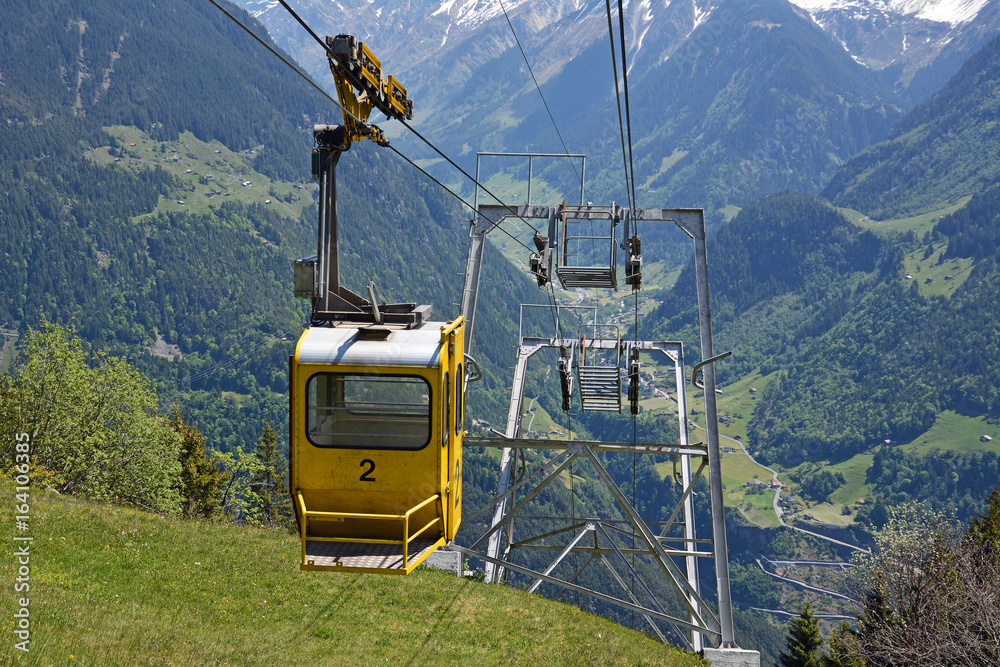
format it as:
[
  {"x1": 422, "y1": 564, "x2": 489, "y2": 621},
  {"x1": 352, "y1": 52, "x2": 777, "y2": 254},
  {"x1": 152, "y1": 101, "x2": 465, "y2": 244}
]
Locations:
[
  {"x1": 326, "y1": 34, "x2": 412, "y2": 148},
  {"x1": 518, "y1": 201, "x2": 643, "y2": 293}
]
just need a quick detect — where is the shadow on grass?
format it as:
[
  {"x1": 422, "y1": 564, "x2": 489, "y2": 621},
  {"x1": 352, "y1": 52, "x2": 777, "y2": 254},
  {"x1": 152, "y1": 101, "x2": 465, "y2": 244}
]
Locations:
[
  {"x1": 291, "y1": 573, "x2": 366, "y2": 641},
  {"x1": 404, "y1": 579, "x2": 470, "y2": 667}
]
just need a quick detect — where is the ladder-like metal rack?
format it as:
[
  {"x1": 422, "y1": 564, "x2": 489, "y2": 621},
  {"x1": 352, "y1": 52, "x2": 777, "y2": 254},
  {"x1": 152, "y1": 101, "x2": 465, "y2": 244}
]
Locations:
[{"x1": 577, "y1": 324, "x2": 622, "y2": 412}]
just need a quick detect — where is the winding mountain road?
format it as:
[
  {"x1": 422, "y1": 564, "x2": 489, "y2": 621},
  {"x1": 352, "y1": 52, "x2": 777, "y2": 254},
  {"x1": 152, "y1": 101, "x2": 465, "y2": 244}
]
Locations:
[
  {"x1": 734, "y1": 603, "x2": 854, "y2": 621},
  {"x1": 754, "y1": 558, "x2": 857, "y2": 602},
  {"x1": 689, "y1": 422, "x2": 870, "y2": 553},
  {"x1": 764, "y1": 558, "x2": 855, "y2": 569}
]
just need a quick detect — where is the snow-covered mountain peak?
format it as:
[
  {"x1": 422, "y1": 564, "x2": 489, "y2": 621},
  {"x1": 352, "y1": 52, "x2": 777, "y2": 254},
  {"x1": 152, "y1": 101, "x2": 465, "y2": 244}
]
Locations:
[
  {"x1": 433, "y1": 0, "x2": 498, "y2": 24},
  {"x1": 789, "y1": 0, "x2": 989, "y2": 27},
  {"x1": 895, "y1": 0, "x2": 990, "y2": 25}
]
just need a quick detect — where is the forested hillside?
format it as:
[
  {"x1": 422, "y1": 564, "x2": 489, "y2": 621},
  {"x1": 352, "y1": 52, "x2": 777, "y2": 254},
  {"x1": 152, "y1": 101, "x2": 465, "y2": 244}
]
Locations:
[
  {"x1": 742, "y1": 35, "x2": 1000, "y2": 496},
  {"x1": 606, "y1": 151, "x2": 997, "y2": 547},
  {"x1": 0, "y1": 0, "x2": 334, "y2": 407},
  {"x1": 751, "y1": 262, "x2": 1000, "y2": 451},
  {"x1": 824, "y1": 33, "x2": 1000, "y2": 220},
  {"x1": 642, "y1": 191, "x2": 888, "y2": 383}
]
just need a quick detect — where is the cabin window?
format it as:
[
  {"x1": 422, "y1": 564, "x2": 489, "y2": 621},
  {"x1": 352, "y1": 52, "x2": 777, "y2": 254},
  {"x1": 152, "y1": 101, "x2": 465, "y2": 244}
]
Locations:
[
  {"x1": 443, "y1": 372, "x2": 450, "y2": 447},
  {"x1": 306, "y1": 373, "x2": 431, "y2": 450},
  {"x1": 456, "y1": 363, "x2": 463, "y2": 436}
]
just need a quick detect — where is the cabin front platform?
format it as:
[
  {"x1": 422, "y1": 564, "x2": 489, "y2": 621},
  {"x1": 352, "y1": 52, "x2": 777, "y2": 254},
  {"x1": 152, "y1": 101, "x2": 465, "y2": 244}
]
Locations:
[{"x1": 302, "y1": 537, "x2": 444, "y2": 574}]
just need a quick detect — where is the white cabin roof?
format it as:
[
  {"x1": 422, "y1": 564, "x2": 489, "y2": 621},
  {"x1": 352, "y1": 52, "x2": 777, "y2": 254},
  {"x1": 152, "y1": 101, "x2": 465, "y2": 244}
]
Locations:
[{"x1": 295, "y1": 323, "x2": 445, "y2": 368}]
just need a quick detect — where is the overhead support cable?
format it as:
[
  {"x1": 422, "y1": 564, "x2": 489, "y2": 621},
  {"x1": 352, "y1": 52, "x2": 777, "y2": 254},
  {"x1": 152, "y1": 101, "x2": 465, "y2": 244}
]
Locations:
[
  {"x1": 272, "y1": 0, "x2": 539, "y2": 233},
  {"x1": 208, "y1": 0, "x2": 539, "y2": 250},
  {"x1": 186, "y1": 329, "x2": 292, "y2": 384},
  {"x1": 604, "y1": 0, "x2": 633, "y2": 213},
  {"x1": 275, "y1": 0, "x2": 327, "y2": 51},
  {"x1": 498, "y1": 0, "x2": 583, "y2": 189},
  {"x1": 616, "y1": 0, "x2": 638, "y2": 214},
  {"x1": 386, "y1": 145, "x2": 536, "y2": 254},
  {"x1": 208, "y1": 0, "x2": 330, "y2": 104},
  {"x1": 397, "y1": 118, "x2": 540, "y2": 234},
  {"x1": 603, "y1": 0, "x2": 642, "y2": 614}
]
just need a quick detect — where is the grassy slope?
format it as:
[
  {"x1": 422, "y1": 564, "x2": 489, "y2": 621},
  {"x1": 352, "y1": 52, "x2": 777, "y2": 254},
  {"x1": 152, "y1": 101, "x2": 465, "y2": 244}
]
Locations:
[
  {"x1": 86, "y1": 125, "x2": 316, "y2": 223},
  {"x1": 0, "y1": 480, "x2": 705, "y2": 666},
  {"x1": 903, "y1": 410, "x2": 1000, "y2": 455},
  {"x1": 903, "y1": 244, "x2": 976, "y2": 298},
  {"x1": 837, "y1": 197, "x2": 972, "y2": 236},
  {"x1": 839, "y1": 200, "x2": 979, "y2": 298},
  {"x1": 687, "y1": 370, "x2": 783, "y2": 528}
]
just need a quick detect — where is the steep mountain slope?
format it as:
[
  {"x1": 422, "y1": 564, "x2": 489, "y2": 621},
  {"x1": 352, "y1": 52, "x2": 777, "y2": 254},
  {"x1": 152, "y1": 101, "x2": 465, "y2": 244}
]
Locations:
[
  {"x1": 237, "y1": 0, "x2": 717, "y2": 206},
  {"x1": 0, "y1": 0, "x2": 326, "y2": 354},
  {"x1": 239, "y1": 0, "x2": 1000, "y2": 228},
  {"x1": 618, "y1": 0, "x2": 901, "y2": 216},
  {"x1": 0, "y1": 0, "x2": 541, "y2": 446},
  {"x1": 822, "y1": 33, "x2": 1000, "y2": 219},
  {"x1": 241, "y1": 0, "x2": 905, "y2": 230},
  {"x1": 899, "y1": 0, "x2": 1000, "y2": 103}
]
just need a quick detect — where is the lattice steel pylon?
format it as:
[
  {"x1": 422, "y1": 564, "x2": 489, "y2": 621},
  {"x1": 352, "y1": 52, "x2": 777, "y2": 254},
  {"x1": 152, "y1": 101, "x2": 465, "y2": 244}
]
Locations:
[
  {"x1": 458, "y1": 201, "x2": 742, "y2": 654},
  {"x1": 462, "y1": 336, "x2": 712, "y2": 648}
]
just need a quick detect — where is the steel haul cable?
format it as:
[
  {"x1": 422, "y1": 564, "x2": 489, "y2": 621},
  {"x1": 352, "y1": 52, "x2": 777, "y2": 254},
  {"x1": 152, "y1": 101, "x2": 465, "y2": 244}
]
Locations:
[
  {"x1": 272, "y1": 0, "x2": 540, "y2": 235},
  {"x1": 605, "y1": 1, "x2": 641, "y2": 627},
  {"x1": 604, "y1": 0, "x2": 633, "y2": 214},
  {"x1": 207, "y1": 0, "x2": 538, "y2": 255},
  {"x1": 616, "y1": 0, "x2": 638, "y2": 213},
  {"x1": 497, "y1": 0, "x2": 583, "y2": 189}
]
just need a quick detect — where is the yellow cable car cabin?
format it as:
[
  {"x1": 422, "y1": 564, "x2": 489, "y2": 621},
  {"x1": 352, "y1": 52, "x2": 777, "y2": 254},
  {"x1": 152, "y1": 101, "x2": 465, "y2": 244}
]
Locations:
[
  {"x1": 289, "y1": 318, "x2": 464, "y2": 574},
  {"x1": 289, "y1": 37, "x2": 463, "y2": 574}
]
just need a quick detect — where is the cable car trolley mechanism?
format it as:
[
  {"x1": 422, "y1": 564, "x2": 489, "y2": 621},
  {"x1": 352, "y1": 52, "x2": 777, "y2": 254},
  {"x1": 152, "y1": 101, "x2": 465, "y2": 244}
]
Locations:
[{"x1": 289, "y1": 36, "x2": 464, "y2": 575}]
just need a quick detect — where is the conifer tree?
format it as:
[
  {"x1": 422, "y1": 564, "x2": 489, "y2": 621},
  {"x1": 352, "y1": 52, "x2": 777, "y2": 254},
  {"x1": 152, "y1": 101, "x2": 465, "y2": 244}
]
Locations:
[
  {"x1": 968, "y1": 486, "x2": 1000, "y2": 558},
  {"x1": 251, "y1": 420, "x2": 291, "y2": 527},
  {"x1": 779, "y1": 603, "x2": 823, "y2": 667},
  {"x1": 169, "y1": 406, "x2": 228, "y2": 519},
  {"x1": 822, "y1": 622, "x2": 864, "y2": 667}
]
